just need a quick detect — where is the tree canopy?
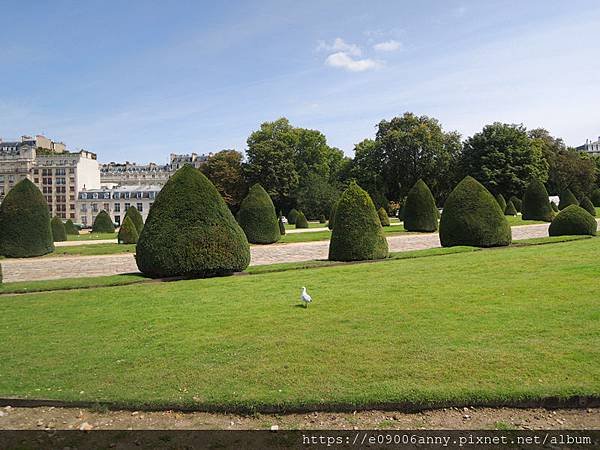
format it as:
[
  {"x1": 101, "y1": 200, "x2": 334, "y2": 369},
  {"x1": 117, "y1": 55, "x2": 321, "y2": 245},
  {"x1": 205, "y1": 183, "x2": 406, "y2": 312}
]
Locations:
[{"x1": 200, "y1": 150, "x2": 247, "y2": 211}]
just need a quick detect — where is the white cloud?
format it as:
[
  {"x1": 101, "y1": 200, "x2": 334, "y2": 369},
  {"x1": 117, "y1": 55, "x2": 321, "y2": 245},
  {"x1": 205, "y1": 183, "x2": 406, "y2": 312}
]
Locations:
[
  {"x1": 317, "y1": 38, "x2": 362, "y2": 56},
  {"x1": 325, "y1": 52, "x2": 382, "y2": 72},
  {"x1": 373, "y1": 40, "x2": 402, "y2": 52}
]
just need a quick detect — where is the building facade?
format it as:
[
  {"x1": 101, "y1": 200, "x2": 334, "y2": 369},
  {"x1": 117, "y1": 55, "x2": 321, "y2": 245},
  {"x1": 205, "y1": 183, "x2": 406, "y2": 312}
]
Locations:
[
  {"x1": 0, "y1": 135, "x2": 100, "y2": 220},
  {"x1": 77, "y1": 185, "x2": 161, "y2": 227},
  {"x1": 576, "y1": 136, "x2": 600, "y2": 156}
]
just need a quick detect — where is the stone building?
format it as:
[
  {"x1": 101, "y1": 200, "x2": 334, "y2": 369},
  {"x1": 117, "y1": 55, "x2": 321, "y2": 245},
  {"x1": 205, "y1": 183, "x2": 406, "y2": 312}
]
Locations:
[{"x1": 576, "y1": 136, "x2": 600, "y2": 156}]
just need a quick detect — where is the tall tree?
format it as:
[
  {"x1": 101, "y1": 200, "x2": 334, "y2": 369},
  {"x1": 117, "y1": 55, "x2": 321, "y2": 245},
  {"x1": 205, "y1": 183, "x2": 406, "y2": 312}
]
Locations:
[
  {"x1": 461, "y1": 123, "x2": 548, "y2": 198},
  {"x1": 200, "y1": 150, "x2": 247, "y2": 211}
]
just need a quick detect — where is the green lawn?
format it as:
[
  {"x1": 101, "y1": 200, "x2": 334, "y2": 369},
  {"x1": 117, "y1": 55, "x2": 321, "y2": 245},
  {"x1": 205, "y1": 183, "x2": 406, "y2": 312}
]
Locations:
[
  {"x1": 0, "y1": 237, "x2": 598, "y2": 411},
  {"x1": 49, "y1": 243, "x2": 135, "y2": 257},
  {"x1": 278, "y1": 224, "x2": 407, "y2": 244},
  {"x1": 67, "y1": 232, "x2": 117, "y2": 241},
  {"x1": 284, "y1": 222, "x2": 326, "y2": 230}
]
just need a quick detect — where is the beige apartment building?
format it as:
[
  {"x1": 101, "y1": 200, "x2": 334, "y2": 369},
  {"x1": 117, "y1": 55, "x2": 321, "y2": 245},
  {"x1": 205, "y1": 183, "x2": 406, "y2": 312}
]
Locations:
[{"x1": 0, "y1": 135, "x2": 100, "y2": 220}]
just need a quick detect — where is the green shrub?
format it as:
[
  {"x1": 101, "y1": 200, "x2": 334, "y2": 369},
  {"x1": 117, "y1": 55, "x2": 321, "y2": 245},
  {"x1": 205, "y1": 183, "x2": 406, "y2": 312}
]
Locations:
[
  {"x1": 328, "y1": 181, "x2": 388, "y2": 261},
  {"x1": 295, "y1": 211, "x2": 309, "y2": 229},
  {"x1": 135, "y1": 165, "x2": 250, "y2": 278},
  {"x1": 237, "y1": 184, "x2": 280, "y2": 244},
  {"x1": 327, "y1": 201, "x2": 338, "y2": 230},
  {"x1": 509, "y1": 195, "x2": 522, "y2": 212},
  {"x1": 495, "y1": 193, "x2": 506, "y2": 212},
  {"x1": 403, "y1": 179, "x2": 438, "y2": 232},
  {"x1": 579, "y1": 196, "x2": 596, "y2": 216},
  {"x1": 521, "y1": 179, "x2": 553, "y2": 222},
  {"x1": 549, "y1": 205, "x2": 596, "y2": 236},
  {"x1": 378, "y1": 207, "x2": 390, "y2": 226},
  {"x1": 287, "y1": 208, "x2": 299, "y2": 225},
  {"x1": 591, "y1": 188, "x2": 600, "y2": 207},
  {"x1": 551, "y1": 201, "x2": 559, "y2": 212},
  {"x1": 118, "y1": 216, "x2": 139, "y2": 244},
  {"x1": 64, "y1": 219, "x2": 79, "y2": 235},
  {"x1": 123, "y1": 206, "x2": 144, "y2": 234},
  {"x1": 558, "y1": 188, "x2": 578, "y2": 210},
  {"x1": 92, "y1": 210, "x2": 115, "y2": 233},
  {"x1": 278, "y1": 214, "x2": 286, "y2": 235},
  {"x1": 504, "y1": 200, "x2": 517, "y2": 216},
  {"x1": 319, "y1": 215, "x2": 326, "y2": 224},
  {"x1": 439, "y1": 176, "x2": 511, "y2": 248},
  {"x1": 51, "y1": 217, "x2": 67, "y2": 242},
  {"x1": 398, "y1": 201, "x2": 405, "y2": 221},
  {"x1": 0, "y1": 263, "x2": 2, "y2": 284},
  {"x1": 0, "y1": 178, "x2": 54, "y2": 257}
]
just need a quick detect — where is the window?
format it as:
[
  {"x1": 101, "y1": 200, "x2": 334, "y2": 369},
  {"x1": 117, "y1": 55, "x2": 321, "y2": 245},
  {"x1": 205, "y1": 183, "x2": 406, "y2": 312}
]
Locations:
[
  {"x1": 80, "y1": 205, "x2": 87, "y2": 212},
  {"x1": 34, "y1": 178, "x2": 39, "y2": 184},
  {"x1": 114, "y1": 203, "x2": 121, "y2": 212},
  {"x1": 81, "y1": 215, "x2": 87, "y2": 225},
  {"x1": 124, "y1": 202, "x2": 130, "y2": 210},
  {"x1": 103, "y1": 203, "x2": 110, "y2": 211},
  {"x1": 92, "y1": 203, "x2": 98, "y2": 213},
  {"x1": 137, "y1": 203, "x2": 143, "y2": 212},
  {"x1": 114, "y1": 215, "x2": 121, "y2": 225},
  {"x1": 70, "y1": 213, "x2": 75, "y2": 219}
]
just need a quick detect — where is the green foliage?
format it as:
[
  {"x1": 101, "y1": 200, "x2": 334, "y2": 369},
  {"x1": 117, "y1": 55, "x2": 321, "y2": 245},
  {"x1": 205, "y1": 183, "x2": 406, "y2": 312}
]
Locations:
[
  {"x1": 504, "y1": 200, "x2": 517, "y2": 216},
  {"x1": 329, "y1": 181, "x2": 388, "y2": 261},
  {"x1": 378, "y1": 207, "x2": 390, "y2": 226},
  {"x1": 51, "y1": 217, "x2": 67, "y2": 242},
  {"x1": 118, "y1": 216, "x2": 139, "y2": 244},
  {"x1": 327, "y1": 201, "x2": 338, "y2": 230},
  {"x1": 0, "y1": 264, "x2": 2, "y2": 284},
  {"x1": 294, "y1": 173, "x2": 340, "y2": 219},
  {"x1": 551, "y1": 201, "x2": 559, "y2": 212},
  {"x1": 123, "y1": 206, "x2": 144, "y2": 234},
  {"x1": 462, "y1": 123, "x2": 549, "y2": 197},
  {"x1": 92, "y1": 210, "x2": 115, "y2": 233},
  {"x1": 278, "y1": 215, "x2": 286, "y2": 235},
  {"x1": 0, "y1": 178, "x2": 54, "y2": 257},
  {"x1": 135, "y1": 165, "x2": 250, "y2": 278},
  {"x1": 287, "y1": 208, "x2": 299, "y2": 225},
  {"x1": 495, "y1": 193, "x2": 506, "y2": 212},
  {"x1": 509, "y1": 196, "x2": 522, "y2": 213},
  {"x1": 200, "y1": 150, "x2": 247, "y2": 210},
  {"x1": 398, "y1": 202, "x2": 405, "y2": 221},
  {"x1": 548, "y1": 205, "x2": 597, "y2": 236},
  {"x1": 579, "y1": 196, "x2": 596, "y2": 216},
  {"x1": 64, "y1": 219, "x2": 79, "y2": 235},
  {"x1": 558, "y1": 189, "x2": 579, "y2": 210},
  {"x1": 521, "y1": 179, "x2": 554, "y2": 222},
  {"x1": 238, "y1": 184, "x2": 280, "y2": 244},
  {"x1": 403, "y1": 179, "x2": 438, "y2": 232},
  {"x1": 591, "y1": 189, "x2": 600, "y2": 207},
  {"x1": 319, "y1": 215, "x2": 326, "y2": 223},
  {"x1": 295, "y1": 211, "x2": 309, "y2": 229},
  {"x1": 439, "y1": 176, "x2": 511, "y2": 248}
]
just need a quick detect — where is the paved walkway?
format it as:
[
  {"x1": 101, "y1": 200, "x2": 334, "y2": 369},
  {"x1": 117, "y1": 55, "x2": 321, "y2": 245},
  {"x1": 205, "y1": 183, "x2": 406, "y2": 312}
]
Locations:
[{"x1": 0, "y1": 223, "x2": 555, "y2": 283}]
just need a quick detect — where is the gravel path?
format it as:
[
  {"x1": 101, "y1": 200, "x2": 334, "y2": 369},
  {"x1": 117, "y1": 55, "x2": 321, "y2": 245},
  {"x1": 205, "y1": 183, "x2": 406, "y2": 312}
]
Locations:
[{"x1": 0, "y1": 223, "x2": 554, "y2": 283}]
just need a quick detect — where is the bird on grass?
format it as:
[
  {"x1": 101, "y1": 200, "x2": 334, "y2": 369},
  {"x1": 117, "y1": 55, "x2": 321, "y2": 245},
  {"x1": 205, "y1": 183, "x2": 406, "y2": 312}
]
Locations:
[{"x1": 300, "y1": 286, "x2": 312, "y2": 308}]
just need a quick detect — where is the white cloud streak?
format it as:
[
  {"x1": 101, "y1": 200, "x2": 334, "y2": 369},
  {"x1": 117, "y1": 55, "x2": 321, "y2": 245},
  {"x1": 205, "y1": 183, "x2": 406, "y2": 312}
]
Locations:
[
  {"x1": 317, "y1": 37, "x2": 362, "y2": 56},
  {"x1": 325, "y1": 52, "x2": 382, "y2": 72},
  {"x1": 373, "y1": 40, "x2": 402, "y2": 52}
]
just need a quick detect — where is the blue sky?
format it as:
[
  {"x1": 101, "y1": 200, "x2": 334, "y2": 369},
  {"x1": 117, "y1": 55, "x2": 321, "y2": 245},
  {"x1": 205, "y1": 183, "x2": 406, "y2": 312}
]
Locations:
[{"x1": 1, "y1": 0, "x2": 599, "y2": 163}]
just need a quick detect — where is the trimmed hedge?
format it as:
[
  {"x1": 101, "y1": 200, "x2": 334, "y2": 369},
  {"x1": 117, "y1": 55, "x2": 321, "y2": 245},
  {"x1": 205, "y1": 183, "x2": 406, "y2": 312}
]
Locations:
[
  {"x1": 579, "y1": 196, "x2": 596, "y2": 216},
  {"x1": 92, "y1": 210, "x2": 115, "y2": 233},
  {"x1": 403, "y1": 179, "x2": 438, "y2": 232},
  {"x1": 287, "y1": 208, "x2": 299, "y2": 225},
  {"x1": 495, "y1": 193, "x2": 507, "y2": 213},
  {"x1": 319, "y1": 215, "x2": 326, "y2": 224},
  {"x1": 378, "y1": 207, "x2": 390, "y2": 226},
  {"x1": 135, "y1": 165, "x2": 250, "y2": 278},
  {"x1": 64, "y1": 219, "x2": 79, "y2": 235},
  {"x1": 509, "y1": 196, "x2": 522, "y2": 213},
  {"x1": 591, "y1": 189, "x2": 600, "y2": 207},
  {"x1": 398, "y1": 201, "x2": 405, "y2": 221},
  {"x1": 505, "y1": 200, "x2": 517, "y2": 216},
  {"x1": 51, "y1": 217, "x2": 67, "y2": 242},
  {"x1": 551, "y1": 201, "x2": 559, "y2": 212},
  {"x1": 295, "y1": 211, "x2": 309, "y2": 229},
  {"x1": 278, "y1": 214, "x2": 286, "y2": 235},
  {"x1": 439, "y1": 176, "x2": 511, "y2": 248},
  {"x1": 558, "y1": 188, "x2": 578, "y2": 210},
  {"x1": 123, "y1": 206, "x2": 144, "y2": 234},
  {"x1": 548, "y1": 205, "x2": 597, "y2": 236},
  {"x1": 327, "y1": 201, "x2": 338, "y2": 230},
  {"x1": 0, "y1": 178, "x2": 54, "y2": 257},
  {"x1": 118, "y1": 216, "x2": 139, "y2": 244},
  {"x1": 522, "y1": 179, "x2": 553, "y2": 222},
  {"x1": 328, "y1": 181, "x2": 388, "y2": 261},
  {"x1": 238, "y1": 184, "x2": 280, "y2": 244}
]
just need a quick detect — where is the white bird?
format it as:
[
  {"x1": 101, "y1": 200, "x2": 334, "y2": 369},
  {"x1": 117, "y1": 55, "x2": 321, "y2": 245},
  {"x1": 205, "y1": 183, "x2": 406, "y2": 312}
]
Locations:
[{"x1": 300, "y1": 286, "x2": 312, "y2": 308}]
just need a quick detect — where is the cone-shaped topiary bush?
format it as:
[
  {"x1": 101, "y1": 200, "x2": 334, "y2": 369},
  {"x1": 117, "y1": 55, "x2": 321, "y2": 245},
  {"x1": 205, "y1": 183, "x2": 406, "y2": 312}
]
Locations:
[
  {"x1": 558, "y1": 188, "x2": 579, "y2": 210},
  {"x1": 591, "y1": 189, "x2": 600, "y2": 207},
  {"x1": 118, "y1": 216, "x2": 139, "y2": 244},
  {"x1": 439, "y1": 176, "x2": 511, "y2": 248},
  {"x1": 51, "y1": 217, "x2": 67, "y2": 242},
  {"x1": 378, "y1": 207, "x2": 390, "y2": 226},
  {"x1": 327, "y1": 201, "x2": 338, "y2": 230},
  {"x1": 551, "y1": 201, "x2": 559, "y2": 212},
  {"x1": 319, "y1": 215, "x2": 326, "y2": 224},
  {"x1": 495, "y1": 194, "x2": 507, "y2": 212},
  {"x1": 287, "y1": 208, "x2": 299, "y2": 225},
  {"x1": 135, "y1": 165, "x2": 250, "y2": 278},
  {"x1": 295, "y1": 211, "x2": 309, "y2": 229},
  {"x1": 0, "y1": 178, "x2": 54, "y2": 257},
  {"x1": 403, "y1": 179, "x2": 438, "y2": 232},
  {"x1": 522, "y1": 179, "x2": 553, "y2": 222},
  {"x1": 64, "y1": 218, "x2": 79, "y2": 235},
  {"x1": 549, "y1": 205, "x2": 597, "y2": 236},
  {"x1": 505, "y1": 200, "x2": 517, "y2": 216},
  {"x1": 123, "y1": 206, "x2": 144, "y2": 234},
  {"x1": 398, "y1": 201, "x2": 405, "y2": 221},
  {"x1": 509, "y1": 196, "x2": 522, "y2": 213},
  {"x1": 278, "y1": 214, "x2": 286, "y2": 235},
  {"x1": 579, "y1": 196, "x2": 596, "y2": 216},
  {"x1": 92, "y1": 210, "x2": 115, "y2": 233},
  {"x1": 328, "y1": 181, "x2": 388, "y2": 261},
  {"x1": 237, "y1": 184, "x2": 280, "y2": 244}
]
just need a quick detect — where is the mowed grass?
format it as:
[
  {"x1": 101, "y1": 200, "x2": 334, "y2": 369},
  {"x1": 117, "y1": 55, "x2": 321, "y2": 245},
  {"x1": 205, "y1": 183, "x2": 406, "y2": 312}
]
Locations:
[
  {"x1": 0, "y1": 238, "x2": 598, "y2": 410},
  {"x1": 48, "y1": 243, "x2": 136, "y2": 257},
  {"x1": 67, "y1": 232, "x2": 117, "y2": 241}
]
